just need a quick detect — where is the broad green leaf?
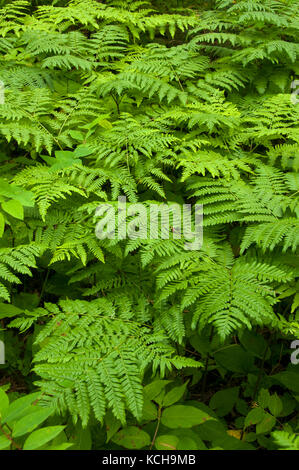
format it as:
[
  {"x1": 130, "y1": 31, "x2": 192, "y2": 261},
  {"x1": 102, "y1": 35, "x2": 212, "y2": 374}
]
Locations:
[
  {"x1": 0, "y1": 388, "x2": 9, "y2": 419},
  {"x1": 256, "y1": 413, "x2": 276, "y2": 434},
  {"x1": 245, "y1": 432, "x2": 257, "y2": 443},
  {"x1": 44, "y1": 443, "x2": 74, "y2": 450},
  {"x1": 143, "y1": 380, "x2": 171, "y2": 401},
  {"x1": 0, "y1": 212, "x2": 4, "y2": 237},
  {"x1": 170, "y1": 428, "x2": 207, "y2": 450},
  {"x1": 12, "y1": 407, "x2": 54, "y2": 438},
  {"x1": 280, "y1": 394, "x2": 296, "y2": 417},
  {"x1": 2, "y1": 393, "x2": 41, "y2": 425},
  {"x1": 244, "y1": 408, "x2": 265, "y2": 429},
  {"x1": 258, "y1": 389, "x2": 271, "y2": 409},
  {"x1": 69, "y1": 130, "x2": 84, "y2": 140},
  {"x1": 239, "y1": 330, "x2": 269, "y2": 359},
  {"x1": 82, "y1": 115, "x2": 112, "y2": 130},
  {"x1": 0, "y1": 179, "x2": 16, "y2": 199},
  {"x1": 209, "y1": 387, "x2": 239, "y2": 417},
  {"x1": 161, "y1": 405, "x2": 213, "y2": 429},
  {"x1": 0, "y1": 434, "x2": 11, "y2": 450},
  {"x1": 268, "y1": 394, "x2": 283, "y2": 417},
  {"x1": 74, "y1": 146, "x2": 94, "y2": 157},
  {"x1": 0, "y1": 302, "x2": 22, "y2": 320},
  {"x1": 0, "y1": 179, "x2": 34, "y2": 207},
  {"x1": 214, "y1": 345, "x2": 254, "y2": 373},
  {"x1": 213, "y1": 434, "x2": 254, "y2": 450},
  {"x1": 2, "y1": 199, "x2": 24, "y2": 220},
  {"x1": 69, "y1": 423, "x2": 91, "y2": 450},
  {"x1": 197, "y1": 419, "x2": 227, "y2": 441},
  {"x1": 42, "y1": 151, "x2": 81, "y2": 170},
  {"x1": 105, "y1": 410, "x2": 121, "y2": 443},
  {"x1": 112, "y1": 426, "x2": 150, "y2": 449},
  {"x1": 162, "y1": 381, "x2": 189, "y2": 407},
  {"x1": 8, "y1": 186, "x2": 35, "y2": 207},
  {"x1": 155, "y1": 434, "x2": 179, "y2": 450},
  {"x1": 177, "y1": 436, "x2": 198, "y2": 450},
  {"x1": 141, "y1": 399, "x2": 157, "y2": 421},
  {"x1": 272, "y1": 371, "x2": 299, "y2": 393},
  {"x1": 23, "y1": 425, "x2": 65, "y2": 450}
]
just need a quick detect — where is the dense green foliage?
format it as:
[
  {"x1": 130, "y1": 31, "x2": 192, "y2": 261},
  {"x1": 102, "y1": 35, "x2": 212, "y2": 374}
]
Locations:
[{"x1": 0, "y1": 0, "x2": 298, "y2": 451}]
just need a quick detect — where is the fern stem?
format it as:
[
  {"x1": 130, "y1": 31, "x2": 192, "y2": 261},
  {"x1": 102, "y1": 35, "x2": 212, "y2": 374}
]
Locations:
[{"x1": 110, "y1": 93, "x2": 120, "y2": 115}]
